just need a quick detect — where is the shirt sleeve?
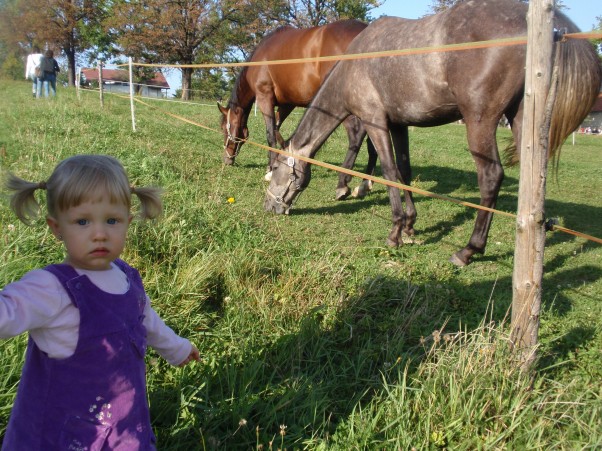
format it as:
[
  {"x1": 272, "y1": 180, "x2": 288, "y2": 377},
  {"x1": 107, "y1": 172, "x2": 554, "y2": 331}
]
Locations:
[
  {"x1": 143, "y1": 298, "x2": 193, "y2": 366},
  {"x1": 0, "y1": 269, "x2": 70, "y2": 339},
  {"x1": 25, "y1": 55, "x2": 33, "y2": 78}
]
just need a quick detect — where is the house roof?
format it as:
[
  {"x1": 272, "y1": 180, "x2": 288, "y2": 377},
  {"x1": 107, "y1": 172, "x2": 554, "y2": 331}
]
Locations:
[{"x1": 81, "y1": 68, "x2": 170, "y2": 89}]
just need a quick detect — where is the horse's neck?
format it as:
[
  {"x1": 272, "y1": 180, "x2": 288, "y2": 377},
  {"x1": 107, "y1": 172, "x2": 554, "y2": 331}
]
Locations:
[
  {"x1": 231, "y1": 68, "x2": 255, "y2": 111},
  {"x1": 292, "y1": 95, "x2": 346, "y2": 157}
]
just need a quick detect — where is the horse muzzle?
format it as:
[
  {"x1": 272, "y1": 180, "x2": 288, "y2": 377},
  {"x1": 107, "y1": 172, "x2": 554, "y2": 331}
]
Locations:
[{"x1": 264, "y1": 190, "x2": 291, "y2": 215}]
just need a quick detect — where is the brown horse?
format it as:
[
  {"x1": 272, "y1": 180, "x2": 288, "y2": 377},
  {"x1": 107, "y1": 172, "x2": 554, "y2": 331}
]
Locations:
[
  {"x1": 218, "y1": 19, "x2": 377, "y2": 200},
  {"x1": 264, "y1": 0, "x2": 602, "y2": 266}
]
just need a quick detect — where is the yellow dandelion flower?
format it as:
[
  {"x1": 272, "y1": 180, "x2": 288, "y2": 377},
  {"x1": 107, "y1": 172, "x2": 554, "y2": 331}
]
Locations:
[{"x1": 227, "y1": 197, "x2": 235, "y2": 203}]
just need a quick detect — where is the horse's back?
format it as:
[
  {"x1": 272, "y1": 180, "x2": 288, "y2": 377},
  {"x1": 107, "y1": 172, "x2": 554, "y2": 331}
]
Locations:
[
  {"x1": 247, "y1": 20, "x2": 367, "y2": 105},
  {"x1": 315, "y1": 20, "x2": 368, "y2": 78},
  {"x1": 334, "y1": 0, "x2": 574, "y2": 126}
]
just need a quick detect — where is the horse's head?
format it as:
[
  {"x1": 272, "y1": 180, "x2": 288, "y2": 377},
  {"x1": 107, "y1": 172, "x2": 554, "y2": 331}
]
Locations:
[
  {"x1": 218, "y1": 103, "x2": 248, "y2": 165},
  {"x1": 264, "y1": 145, "x2": 311, "y2": 215}
]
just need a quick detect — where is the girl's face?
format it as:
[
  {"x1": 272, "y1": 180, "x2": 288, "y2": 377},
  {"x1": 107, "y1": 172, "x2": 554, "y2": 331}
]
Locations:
[{"x1": 46, "y1": 196, "x2": 132, "y2": 270}]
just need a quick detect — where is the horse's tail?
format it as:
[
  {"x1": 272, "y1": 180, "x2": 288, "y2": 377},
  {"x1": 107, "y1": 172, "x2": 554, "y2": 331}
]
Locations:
[
  {"x1": 548, "y1": 35, "x2": 601, "y2": 163},
  {"x1": 505, "y1": 35, "x2": 601, "y2": 167}
]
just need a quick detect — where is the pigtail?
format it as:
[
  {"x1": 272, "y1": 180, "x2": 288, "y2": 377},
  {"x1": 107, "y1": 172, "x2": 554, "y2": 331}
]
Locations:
[
  {"x1": 130, "y1": 186, "x2": 163, "y2": 220},
  {"x1": 5, "y1": 173, "x2": 45, "y2": 225}
]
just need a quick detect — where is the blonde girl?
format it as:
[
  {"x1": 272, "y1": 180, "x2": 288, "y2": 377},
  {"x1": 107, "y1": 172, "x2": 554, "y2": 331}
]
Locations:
[{"x1": 1, "y1": 154, "x2": 199, "y2": 450}]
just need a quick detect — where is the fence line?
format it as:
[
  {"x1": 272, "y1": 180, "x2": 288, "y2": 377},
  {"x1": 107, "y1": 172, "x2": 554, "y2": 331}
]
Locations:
[{"x1": 116, "y1": 31, "x2": 601, "y2": 70}]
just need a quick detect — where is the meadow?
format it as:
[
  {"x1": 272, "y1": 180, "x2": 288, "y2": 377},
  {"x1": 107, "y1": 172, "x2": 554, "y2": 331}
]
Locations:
[{"x1": 0, "y1": 80, "x2": 601, "y2": 449}]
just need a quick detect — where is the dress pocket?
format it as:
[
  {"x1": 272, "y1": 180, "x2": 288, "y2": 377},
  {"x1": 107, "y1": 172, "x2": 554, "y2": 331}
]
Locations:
[{"x1": 59, "y1": 415, "x2": 111, "y2": 451}]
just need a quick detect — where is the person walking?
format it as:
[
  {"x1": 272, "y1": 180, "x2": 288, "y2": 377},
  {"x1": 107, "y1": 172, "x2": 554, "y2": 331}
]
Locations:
[
  {"x1": 39, "y1": 49, "x2": 60, "y2": 97},
  {"x1": 24, "y1": 46, "x2": 43, "y2": 98}
]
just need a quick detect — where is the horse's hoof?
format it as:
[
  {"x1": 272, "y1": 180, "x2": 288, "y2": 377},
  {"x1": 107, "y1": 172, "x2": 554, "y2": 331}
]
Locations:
[
  {"x1": 402, "y1": 228, "x2": 415, "y2": 237},
  {"x1": 352, "y1": 180, "x2": 373, "y2": 198},
  {"x1": 264, "y1": 171, "x2": 273, "y2": 182},
  {"x1": 449, "y1": 252, "x2": 469, "y2": 267},
  {"x1": 401, "y1": 235, "x2": 415, "y2": 244},
  {"x1": 335, "y1": 187, "x2": 351, "y2": 201},
  {"x1": 351, "y1": 186, "x2": 364, "y2": 198},
  {"x1": 385, "y1": 238, "x2": 399, "y2": 247}
]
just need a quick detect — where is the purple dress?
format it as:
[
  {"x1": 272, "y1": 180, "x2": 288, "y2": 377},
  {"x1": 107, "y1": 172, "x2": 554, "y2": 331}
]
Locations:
[{"x1": 2, "y1": 259, "x2": 156, "y2": 450}]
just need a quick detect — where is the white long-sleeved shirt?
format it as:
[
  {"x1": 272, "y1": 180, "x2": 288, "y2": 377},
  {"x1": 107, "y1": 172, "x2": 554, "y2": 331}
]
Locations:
[
  {"x1": 25, "y1": 53, "x2": 42, "y2": 79},
  {"x1": 0, "y1": 263, "x2": 192, "y2": 366}
]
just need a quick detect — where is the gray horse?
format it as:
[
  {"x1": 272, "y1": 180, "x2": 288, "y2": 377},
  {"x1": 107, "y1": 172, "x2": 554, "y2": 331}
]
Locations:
[{"x1": 264, "y1": 0, "x2": 601, "y2": 266}]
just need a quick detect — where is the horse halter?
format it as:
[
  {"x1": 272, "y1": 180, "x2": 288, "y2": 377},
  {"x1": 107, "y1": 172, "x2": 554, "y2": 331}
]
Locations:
[
  {"x1": 223, "y1": 108, "x2": 246, "y2": 160},
  {"x1": 265, "y1": 155, "x2": 304, "y2": 211}
]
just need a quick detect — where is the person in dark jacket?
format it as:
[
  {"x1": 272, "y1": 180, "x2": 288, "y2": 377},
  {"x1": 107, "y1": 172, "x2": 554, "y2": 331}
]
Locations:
[{"x1": 39, "y1": 49, "x2": 60, "y2": 97}]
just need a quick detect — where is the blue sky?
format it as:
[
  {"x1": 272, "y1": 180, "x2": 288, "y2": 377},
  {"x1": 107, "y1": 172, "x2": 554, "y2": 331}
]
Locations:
[{"x1": 372, "y1": 1, "x2": 601, "y2": 31}]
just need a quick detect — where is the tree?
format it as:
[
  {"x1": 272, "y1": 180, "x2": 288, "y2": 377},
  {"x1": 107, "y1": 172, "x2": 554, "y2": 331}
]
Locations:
[
  {"x1": 0, "y1": 0, "x2": 24, "y2": 79},
  {"x1": 106, "y1": 0, "x2": 286, "y2": 100},
  {"x1": 594, "y1": 15, "x2": 602, "y2": 60},
  {"x1": 285, "y1": 0, "x2": 380, "y2": 27},
  {"x1": 3, "y1": 0, "x2": 110, "y2": 86}
]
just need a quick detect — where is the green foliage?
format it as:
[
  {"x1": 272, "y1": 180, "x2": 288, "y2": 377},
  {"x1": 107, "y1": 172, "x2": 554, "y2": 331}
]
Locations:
[
  {"x1": 0, "y1": 81, "x2": 601, "y2": 449},
  {"x1": 0, "y1": 50, "x2": 22, "y2": 80},
  {"x1": 182, "y1": 68, "x2": 230, "y2": 101}
]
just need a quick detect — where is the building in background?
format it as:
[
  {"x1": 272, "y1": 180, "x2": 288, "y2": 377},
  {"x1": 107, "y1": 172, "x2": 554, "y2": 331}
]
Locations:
[{"x1": 80, "y1": 68, "x2": 170, "y2": 98}]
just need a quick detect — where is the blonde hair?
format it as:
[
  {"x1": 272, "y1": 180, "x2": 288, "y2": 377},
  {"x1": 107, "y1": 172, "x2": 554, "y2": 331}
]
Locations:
[{"x1": 5, "y1": 155, "x2": 162, "y2": 224}]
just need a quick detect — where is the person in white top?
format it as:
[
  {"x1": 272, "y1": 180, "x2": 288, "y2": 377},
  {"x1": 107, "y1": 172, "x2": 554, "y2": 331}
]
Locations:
[
  {"x1": 1, "y1": 154, "x2": 201, "y2": 448},
  {"x1": 25, "y1": 46, "x2": 43, "y2": 98}
]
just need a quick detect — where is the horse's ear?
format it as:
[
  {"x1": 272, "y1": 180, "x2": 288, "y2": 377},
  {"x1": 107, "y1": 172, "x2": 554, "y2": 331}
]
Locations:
[{"x1": 217, "y1": 102, "x2": 228, "y2": 116}]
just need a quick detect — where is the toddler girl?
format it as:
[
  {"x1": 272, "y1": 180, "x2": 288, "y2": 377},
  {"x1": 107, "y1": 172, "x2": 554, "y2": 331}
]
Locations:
[{"x1": 1, "y1": 154, "x2": 200, "y2": 450}]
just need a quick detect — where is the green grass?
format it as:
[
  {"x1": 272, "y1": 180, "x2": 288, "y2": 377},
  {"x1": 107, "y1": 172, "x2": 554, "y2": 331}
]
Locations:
[{"x1": 1, "y1": 80, "x2": 601, "y2": 449}]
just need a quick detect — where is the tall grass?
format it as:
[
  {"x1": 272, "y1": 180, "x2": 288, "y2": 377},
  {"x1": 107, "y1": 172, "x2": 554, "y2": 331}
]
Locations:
[{"x1": 1, "y1": 81, "x2": 601, "y2": 449}]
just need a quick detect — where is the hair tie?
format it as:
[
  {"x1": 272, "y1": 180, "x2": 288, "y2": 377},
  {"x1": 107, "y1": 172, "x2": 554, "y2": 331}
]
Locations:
[{"x1": 38, "y1": 181, "x2": 47, "y2": 190}]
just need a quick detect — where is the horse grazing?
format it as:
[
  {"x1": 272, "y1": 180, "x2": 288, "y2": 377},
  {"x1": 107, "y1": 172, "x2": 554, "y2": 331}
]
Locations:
[
  {"x1": 264, "y1": 0, "x2": 602, "y2": 266},
  {"x1": 218, "y1": 19, "x2": 377, "y2": 200}
]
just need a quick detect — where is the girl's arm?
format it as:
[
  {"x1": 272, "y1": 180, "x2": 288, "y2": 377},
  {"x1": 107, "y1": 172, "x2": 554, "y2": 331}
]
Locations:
[
  {"x1": 0, "y1": 270, "x2": 70, "y2": 338},
  {"x1": 143, "y1": 299, "x2": 199, "y2": 366}
]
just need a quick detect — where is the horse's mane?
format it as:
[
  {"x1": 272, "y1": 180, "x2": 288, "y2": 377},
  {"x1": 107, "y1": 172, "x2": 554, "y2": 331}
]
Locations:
[
  {"x1": 228, "y1": 69, "x2": 247, "y2": 109},
  {"x1": 228, "y1": 25, "x2": 295, "y2": 109}
]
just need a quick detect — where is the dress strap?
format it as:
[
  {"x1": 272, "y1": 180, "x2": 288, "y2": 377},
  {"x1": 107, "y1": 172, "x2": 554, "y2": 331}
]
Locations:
[{"x1": 43, "y1": 264, "x2": 84, "y2": 307}]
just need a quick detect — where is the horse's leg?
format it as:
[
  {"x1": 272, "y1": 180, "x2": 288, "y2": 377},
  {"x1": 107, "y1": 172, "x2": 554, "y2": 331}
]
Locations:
[
  {"x1": 451, "y1": 119, "x2": 504, "y2": 266},
  {"x1": 364, "y1": 123, "x2": 405, "y2": 247},
  {"x1": 275, "y1": 104, "x2": 295, "y2": 148},
  {"x1": 336, "y1": 116, "x2": 365, "y2": 200},
  {"x1": 352, "y1": 138, "x2": 377, "y2": 198},
  {"x1": 390, "y1": 124, "x2": 416, "y2": 237},
  {"x1": 255, "y1": 92, "x2": 279, "y2": 178},
  {"x1": 506, "y1": 99, "x2": 524, "y2": 163}
]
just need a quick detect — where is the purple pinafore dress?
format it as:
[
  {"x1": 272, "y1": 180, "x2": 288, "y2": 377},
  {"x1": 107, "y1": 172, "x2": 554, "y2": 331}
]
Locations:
[{"x1": 2, "y1": 259, "x2": 156, "y2": 450}]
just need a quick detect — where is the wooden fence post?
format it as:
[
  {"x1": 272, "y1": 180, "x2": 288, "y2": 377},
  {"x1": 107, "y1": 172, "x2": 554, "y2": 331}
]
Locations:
[
  {"x1": 510, "y1": 0, "x2": 555, "y2": 369},
  {"x1": 98, "y1": 62, "x2": 104, "y2": 108},
  {"x1": 76, "y1": 67, "x2": 81, "y2": 101},
  {"x1": 129, "y1": 57, "x2": 136, "y2": 132}
]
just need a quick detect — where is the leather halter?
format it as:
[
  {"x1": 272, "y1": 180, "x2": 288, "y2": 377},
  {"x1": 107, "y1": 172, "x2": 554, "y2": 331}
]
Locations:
[
  {"x1": 265, "y1": 155, "x2": 304, "y2": 210},
  {"x1": 223, "y1": 108, "x2": 246, "y2": 160}
]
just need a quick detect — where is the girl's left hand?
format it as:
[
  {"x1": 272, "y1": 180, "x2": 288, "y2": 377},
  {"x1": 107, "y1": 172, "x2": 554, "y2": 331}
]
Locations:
[{"x1": 178, "y1": 345, "x2": 201, "y2": 367}]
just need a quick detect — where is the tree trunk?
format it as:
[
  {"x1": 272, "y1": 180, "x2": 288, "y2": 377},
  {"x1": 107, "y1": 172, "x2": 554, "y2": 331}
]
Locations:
[
  {"x1": 65, "y1": 48, "x2": 76, "y2": 87},
  {"x1": 181, "y1": 67, "x2": 193, "y2": 100}
]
